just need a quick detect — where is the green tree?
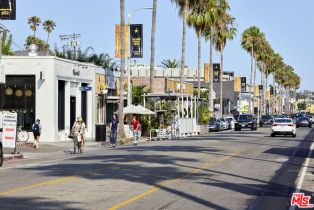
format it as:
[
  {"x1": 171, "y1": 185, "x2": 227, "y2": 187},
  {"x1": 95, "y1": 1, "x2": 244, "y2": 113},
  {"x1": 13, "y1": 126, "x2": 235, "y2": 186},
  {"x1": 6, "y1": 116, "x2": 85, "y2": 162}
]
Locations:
[
  {"x1": 2, "y1": 31, "x2": 14, "y2": 55},
  {"x1": 25, "y1": 35, "x2": 49, "y2": 51},
  {"x1": 43, "y1": 19, "x2": 56, "y2": 43},
  {"x1": 212, "y1": 12, "x2": 236, "y2": 117},
  {"x1": 150, "y1": 0, "x2": 158, "y2": 93},
  {"x1": 298, "y1": 101, "x2": 306, "y2": 111},
  {"x1": 241, "y1": 26, "x2": 265, "y2": 113},
  {"x1": 118, "y1": 0, "x2": 126, "y2": 138},
  {"x1": 160, "y1": 58, "x2": 181, "y2": 68},
  {"x1": 28, "y1": 16, "x2": 41, "y2": 36}
]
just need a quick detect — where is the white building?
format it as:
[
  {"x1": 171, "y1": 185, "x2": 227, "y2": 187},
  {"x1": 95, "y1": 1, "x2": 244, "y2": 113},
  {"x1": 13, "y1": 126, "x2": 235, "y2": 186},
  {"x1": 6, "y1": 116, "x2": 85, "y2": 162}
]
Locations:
[{"x1": 0, "y1": 56, "x2": 96, "y2": 142}]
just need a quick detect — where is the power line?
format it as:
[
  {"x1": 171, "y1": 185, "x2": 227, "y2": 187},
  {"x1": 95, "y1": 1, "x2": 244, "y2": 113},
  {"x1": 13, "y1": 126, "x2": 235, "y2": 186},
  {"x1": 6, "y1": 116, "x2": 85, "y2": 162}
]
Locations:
[{"x1": 59, "y1": 33, "x2": 80, "y2": 59}]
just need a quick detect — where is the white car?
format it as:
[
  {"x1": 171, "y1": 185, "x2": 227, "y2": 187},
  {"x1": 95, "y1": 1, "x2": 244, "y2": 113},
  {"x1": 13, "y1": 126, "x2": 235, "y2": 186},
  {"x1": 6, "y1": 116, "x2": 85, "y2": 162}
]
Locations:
[
  {"x1": 271, "y1": 118, "x2": 296, "y2": 137},
  {"x1": 224, "y1": 116, "x2": 235, "y2": 129}
]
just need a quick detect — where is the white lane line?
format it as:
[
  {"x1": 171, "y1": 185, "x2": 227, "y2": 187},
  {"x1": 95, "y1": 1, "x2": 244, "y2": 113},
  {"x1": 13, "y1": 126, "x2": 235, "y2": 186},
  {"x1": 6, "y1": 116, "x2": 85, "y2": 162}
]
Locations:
[{"x1": 289, "y1": 140, "x2": 314, "y2": 210}]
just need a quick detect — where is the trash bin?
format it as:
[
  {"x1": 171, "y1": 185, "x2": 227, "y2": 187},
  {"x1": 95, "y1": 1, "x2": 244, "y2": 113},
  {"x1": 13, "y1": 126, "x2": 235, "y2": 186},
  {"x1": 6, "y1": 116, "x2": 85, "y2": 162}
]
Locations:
[{"x1": 95, "y1": 124, "x2": 106, "y2": 141}]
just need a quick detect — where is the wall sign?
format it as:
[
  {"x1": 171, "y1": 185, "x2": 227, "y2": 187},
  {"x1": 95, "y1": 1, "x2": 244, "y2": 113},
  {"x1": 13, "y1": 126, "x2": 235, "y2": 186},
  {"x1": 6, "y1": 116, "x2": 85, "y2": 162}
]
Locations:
[
  {"x1": 80, "y1": 86, "x2": 92, "y2": 91},
  {"x1": 73, "y1": 69, "x2": 80, "y2": 76},
  {"x1": 1, "y1": 112, "x2": 17, "y2": 148}
]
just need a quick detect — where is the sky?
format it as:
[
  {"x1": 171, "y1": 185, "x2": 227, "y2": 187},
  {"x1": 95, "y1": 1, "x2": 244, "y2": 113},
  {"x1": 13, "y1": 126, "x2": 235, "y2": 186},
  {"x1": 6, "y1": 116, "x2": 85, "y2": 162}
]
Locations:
[{"x1": 2, "y1": 0, "x2": 314, "y2": 90}]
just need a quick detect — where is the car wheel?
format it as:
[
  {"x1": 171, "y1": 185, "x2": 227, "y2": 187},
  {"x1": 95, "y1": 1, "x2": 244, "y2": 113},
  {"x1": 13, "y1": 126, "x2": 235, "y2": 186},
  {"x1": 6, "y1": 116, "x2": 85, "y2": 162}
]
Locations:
[
  {"x1": 271, "y1": 133, "x2": 275, "y2": 137},
  {"x1": 234, "y1": 128, "x2": 238, "y2": 131},
  {"x1": 293, "y1": 133, "x2": 296, "y2": 137},
  {"x1": 260, "y1": 124, "x2": 263, "y2": 127},
  {"x1": 0, "y1": 144, "x2": 3, "y2": 167},
  {"x1": 296, "y1": 126, "x2": 299, "y2": 128},
  {"x1": 251, "y1": 127, "x2": 254, "y2": 131},
  {"x1": 309, "y1": 125, "x2": 312, "y2": 128}
]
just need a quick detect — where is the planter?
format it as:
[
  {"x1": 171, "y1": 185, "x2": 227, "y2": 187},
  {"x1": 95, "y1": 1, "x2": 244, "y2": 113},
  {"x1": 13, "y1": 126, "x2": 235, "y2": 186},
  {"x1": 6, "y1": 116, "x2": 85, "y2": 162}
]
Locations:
[{"x1": 28, "y1": 44, "x2": 38, "y2": 56}]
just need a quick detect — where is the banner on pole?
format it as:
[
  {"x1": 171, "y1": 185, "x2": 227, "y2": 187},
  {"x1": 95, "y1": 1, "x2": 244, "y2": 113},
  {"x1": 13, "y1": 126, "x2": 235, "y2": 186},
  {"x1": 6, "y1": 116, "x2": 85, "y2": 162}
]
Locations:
[
  {"x1": 213, "y1": 63, "x2": 220, "y2": 82},
  {"x1": 2, "y1": 112, "x2": 17, "y2": 148},
  {"x1": 204, "y1": 63, "x2": 209, "y2": 83},
  {"x1": 115, "y1": 24, "x2": 129, "y2": 58},
  {"x1": 0, "y1": 0, "x2": 16, "y2": 20},
  {"x1": 241, "y1": 77, "x2": 246, "y2": 92},
  {"x1": 130, "y1": 24, "x2": 143, "y2": 58}
]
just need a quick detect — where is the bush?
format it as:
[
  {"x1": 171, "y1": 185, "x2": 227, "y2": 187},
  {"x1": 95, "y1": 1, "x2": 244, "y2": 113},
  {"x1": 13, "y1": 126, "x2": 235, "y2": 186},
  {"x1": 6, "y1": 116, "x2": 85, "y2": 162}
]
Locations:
[{"x1": 198, "y1": 103, "x2": 210, "y2": 124}]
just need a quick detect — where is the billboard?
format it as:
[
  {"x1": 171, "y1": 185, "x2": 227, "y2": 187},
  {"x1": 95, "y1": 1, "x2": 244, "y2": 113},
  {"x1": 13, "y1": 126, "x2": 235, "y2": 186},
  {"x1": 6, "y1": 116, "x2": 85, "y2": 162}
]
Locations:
[
  {"x1": 115, "y1": 24, "x2": 129, "y2": 58},
  {"x1": 0, "y1": 0, "x2": 15, "y2": 20},
  {"x1": 130, "y1": 24, "x2": 143, "y2": 58}
]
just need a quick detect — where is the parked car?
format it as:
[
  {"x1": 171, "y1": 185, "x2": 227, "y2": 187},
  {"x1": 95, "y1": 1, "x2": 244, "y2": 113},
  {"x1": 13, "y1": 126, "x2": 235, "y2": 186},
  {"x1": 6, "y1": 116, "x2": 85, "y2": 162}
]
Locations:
[
  {"x1": 234, "y1": 114, "x2": 258, "y2": 131},
  {"x1": 209, "y1": 118, "x2": 228, "y2": 132},
  {"x1": 306, "y1": 115, "x2": 314, "y2": 124},
  {"x1": 225, "y1": 116, "x2": 235, "y2": 129},
  {"x1": 259, "y1": 115, "x2": 274, "y2": 127},
  {"x1": 296, "y1": 117, "x2": 312, "y2": 128},
  {"x1": 271, "y1": 118, "x2": 296, "y2": 137}
]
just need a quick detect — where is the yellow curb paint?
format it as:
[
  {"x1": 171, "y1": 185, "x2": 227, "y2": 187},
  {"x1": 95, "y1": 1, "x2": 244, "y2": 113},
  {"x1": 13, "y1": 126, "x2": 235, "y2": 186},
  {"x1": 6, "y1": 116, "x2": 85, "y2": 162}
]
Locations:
[{"x1": 109, "y1": 151, "x2": 240, "y2": 210}]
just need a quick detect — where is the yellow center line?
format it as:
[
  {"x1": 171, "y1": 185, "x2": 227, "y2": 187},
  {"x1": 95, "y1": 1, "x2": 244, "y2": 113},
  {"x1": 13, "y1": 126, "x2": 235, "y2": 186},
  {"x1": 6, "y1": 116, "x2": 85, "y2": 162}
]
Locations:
[{"x1": 109, "y1": 150, "x2": 240, "y2": 210}]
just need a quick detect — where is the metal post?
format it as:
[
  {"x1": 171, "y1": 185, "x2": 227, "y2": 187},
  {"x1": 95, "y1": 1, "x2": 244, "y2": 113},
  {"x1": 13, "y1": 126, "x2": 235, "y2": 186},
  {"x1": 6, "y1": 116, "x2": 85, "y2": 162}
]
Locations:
[{"x1": 127, "y1": 12, "x2": 132, "y2": 106}]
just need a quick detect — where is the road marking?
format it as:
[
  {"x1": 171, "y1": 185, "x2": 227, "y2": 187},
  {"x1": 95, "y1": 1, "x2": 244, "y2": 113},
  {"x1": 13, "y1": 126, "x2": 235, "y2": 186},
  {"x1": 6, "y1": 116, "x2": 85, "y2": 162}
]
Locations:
[
  {"x1": 0, "y1": 176, "x2": 77, "y2": 197},
  {"x1": 289, "y1": 140, "x2": 314, "y2": 210},
  {"x1": 108, "y1": 151, "x2": 239, "y2": 210}
]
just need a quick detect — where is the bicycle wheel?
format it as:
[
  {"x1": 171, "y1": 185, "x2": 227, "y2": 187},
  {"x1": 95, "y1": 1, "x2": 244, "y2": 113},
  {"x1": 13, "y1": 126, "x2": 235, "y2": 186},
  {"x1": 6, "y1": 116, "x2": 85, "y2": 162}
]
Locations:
[{"x1": 17, "y1": 130, "x2": 29, "y2": 142}]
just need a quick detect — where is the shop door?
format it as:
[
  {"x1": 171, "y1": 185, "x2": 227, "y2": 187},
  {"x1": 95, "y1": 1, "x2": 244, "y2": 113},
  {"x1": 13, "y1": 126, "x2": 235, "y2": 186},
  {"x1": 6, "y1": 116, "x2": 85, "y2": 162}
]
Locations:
[{"x1": 70, "y1": 97, "x2": 76, "y2": 129}]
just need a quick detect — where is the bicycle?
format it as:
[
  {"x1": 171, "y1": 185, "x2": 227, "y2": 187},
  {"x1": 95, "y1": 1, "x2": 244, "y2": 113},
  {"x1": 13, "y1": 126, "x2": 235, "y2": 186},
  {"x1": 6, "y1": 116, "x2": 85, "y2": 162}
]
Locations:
[{"x1": 17, "y1": 126, "x2": 29, "y2": 142}]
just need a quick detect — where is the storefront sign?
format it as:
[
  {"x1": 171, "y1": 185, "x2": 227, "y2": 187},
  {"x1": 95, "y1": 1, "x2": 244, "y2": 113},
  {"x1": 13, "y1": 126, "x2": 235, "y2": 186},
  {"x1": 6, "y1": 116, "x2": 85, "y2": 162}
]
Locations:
[
  {"x1": 73, "y1": 69, "x2": 80, "y2": 76},
  {"x1": 79, "y1": 86, "x2": 92, "y2": 91},
  {"x1": 0, "y1": 0, "x2": 16, "y2": 20},
  {"x1": 130, "y1": 24, "x2": 143, "y2": 58},
  {"x1": 2, "y1": 112, "x2": 17, "y2": 148},
  {"x1": 107, "y1": 76, "x2": 115, "y2": 90}
]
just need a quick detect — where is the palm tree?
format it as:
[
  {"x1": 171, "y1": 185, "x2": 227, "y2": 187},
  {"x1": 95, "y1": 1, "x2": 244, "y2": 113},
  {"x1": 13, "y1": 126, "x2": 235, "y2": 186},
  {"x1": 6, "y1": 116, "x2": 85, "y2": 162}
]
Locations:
[
  {"x1": 241, "y1": 26, "x2": 265, "y2": 114},
  {"x1": 160, "y1": 58, "x2": 181, "y2": 68},
  {"x1": 43, "y1": 19, "x2": 56, "y2": 43},
  {"x1": 28, "y1": 16, "x2": 41, "y2": 36},
  {"x1": 150, "y1": 0, "x2": 158, "y2": 93},
  {"x1": 171, "y1": 0, "x2": 191, "y2": 94},
  {"x1": 204, "y1": 0, "x2": 230, "y2": 113},
  {"x1": 187, "y1": 0, "x2": 207, "y2": 98},
  {"x1": 2, "y1": 31, "x2": 14, "y2": 55},
  {"x1": 212, "y1": 12, "x2": 236, "y2": 117},
  {"x1": 118, "y1": 0, "x2": 126, "y2": 138}
]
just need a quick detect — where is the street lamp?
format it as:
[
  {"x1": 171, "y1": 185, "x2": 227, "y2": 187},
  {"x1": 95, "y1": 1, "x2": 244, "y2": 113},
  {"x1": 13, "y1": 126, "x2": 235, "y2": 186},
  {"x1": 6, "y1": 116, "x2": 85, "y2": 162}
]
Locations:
[{"x1": 127, "y1": 7, "x2": 153, "y2": 106}]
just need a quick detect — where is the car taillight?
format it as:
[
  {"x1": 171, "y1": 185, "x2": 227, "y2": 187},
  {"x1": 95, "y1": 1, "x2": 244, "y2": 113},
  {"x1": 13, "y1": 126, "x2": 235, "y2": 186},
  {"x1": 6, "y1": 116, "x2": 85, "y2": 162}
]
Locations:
[
  {"x1": 288, "y1": 124, "x2": 294, "y2": 126},
  {"x1": 272, "y1": 124, "x2": 277, "y2": 126}
]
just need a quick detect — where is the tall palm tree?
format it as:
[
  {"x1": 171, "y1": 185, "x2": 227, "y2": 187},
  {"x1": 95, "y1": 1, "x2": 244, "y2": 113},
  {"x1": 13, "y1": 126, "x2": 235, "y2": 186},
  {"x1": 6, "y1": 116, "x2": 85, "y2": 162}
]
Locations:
[
  {"x1": 43, "y1": 19, "x2": 56, "y2": 43},
  {"x1": 150, "y1": 0, "x2": 158, "y2": 93},
  {"x1": 118, "y1": 0, "x2": 126, "y2": 138},
  {"x1": 187, "y1": 0, "x2": 207, "y2": 98},
  {"x1": 171, "y1": 0, "x2": 191, "y2": 94},
  {"x1": 204, "y1": 0, "x2": 230, "y2": 113},
  {"x1": 241, "y1": 26, "x2": 265, "y2": 114},
  {"x1": 212, "y1": 12, "x2": 236, "y2": 117},
  {"x1": 28, "y1": 16, "x2": 41, "y2": 36},
  {"x1": 160, "y1": 58, "x2": 181, "y2": 68}
]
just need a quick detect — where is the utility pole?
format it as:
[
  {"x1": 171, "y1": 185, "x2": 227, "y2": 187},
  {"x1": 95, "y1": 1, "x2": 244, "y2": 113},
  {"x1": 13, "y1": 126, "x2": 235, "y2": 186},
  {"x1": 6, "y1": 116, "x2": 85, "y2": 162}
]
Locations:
[{"x1": 59, "y1": 33, "x2": 80, "y2": 60}]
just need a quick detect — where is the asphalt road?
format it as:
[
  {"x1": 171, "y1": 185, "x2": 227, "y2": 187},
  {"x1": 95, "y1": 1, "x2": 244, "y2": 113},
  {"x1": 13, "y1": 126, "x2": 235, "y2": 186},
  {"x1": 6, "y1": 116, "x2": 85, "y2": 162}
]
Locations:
[{"x1": 0, "y1": 127, "x2": 313, "y2": 210}]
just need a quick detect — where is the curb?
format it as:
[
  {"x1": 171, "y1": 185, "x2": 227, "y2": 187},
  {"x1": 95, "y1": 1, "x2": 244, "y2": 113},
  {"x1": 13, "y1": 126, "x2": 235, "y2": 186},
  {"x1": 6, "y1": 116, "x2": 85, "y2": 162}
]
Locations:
[{"x1": 4, "y1": 154, "x2": 24, "y2": 161}]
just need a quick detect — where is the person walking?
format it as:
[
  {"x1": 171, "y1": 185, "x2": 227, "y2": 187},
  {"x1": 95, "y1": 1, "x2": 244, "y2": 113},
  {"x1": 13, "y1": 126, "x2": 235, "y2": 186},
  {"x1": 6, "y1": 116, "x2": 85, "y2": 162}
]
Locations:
[
  {"x1": 109, "y1": 114, "x2": 119, "y2": 148},
  {"x1": 131, "y1": 116, "x2": 140, "y2": 146},
  {"x1": 32, "y1": 119, "x2": 42, "y2": 149},
  {"x1": 71, "y1": 116, "x2": 86, "y2": 152}
]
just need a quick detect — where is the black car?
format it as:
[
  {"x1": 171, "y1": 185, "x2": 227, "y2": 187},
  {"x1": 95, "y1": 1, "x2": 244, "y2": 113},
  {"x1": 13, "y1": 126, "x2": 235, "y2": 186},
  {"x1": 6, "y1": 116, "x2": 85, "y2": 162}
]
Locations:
[
  {"x1": 235, "y1": 114, "x2": 258, "y2": 131},
  {"x1": 296, "y1": 117, "x2": 312, "y2": 128},
  {"x1": 259, "y1": 115, "x2": 274, "y2": 127}
]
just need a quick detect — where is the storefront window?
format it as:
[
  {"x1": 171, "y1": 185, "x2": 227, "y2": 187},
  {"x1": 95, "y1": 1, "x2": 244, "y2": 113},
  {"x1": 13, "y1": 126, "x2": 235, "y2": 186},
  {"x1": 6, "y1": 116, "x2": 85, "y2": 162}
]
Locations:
[{"x1": 0, "y1": 75, "x2": 36, "y2": 130}]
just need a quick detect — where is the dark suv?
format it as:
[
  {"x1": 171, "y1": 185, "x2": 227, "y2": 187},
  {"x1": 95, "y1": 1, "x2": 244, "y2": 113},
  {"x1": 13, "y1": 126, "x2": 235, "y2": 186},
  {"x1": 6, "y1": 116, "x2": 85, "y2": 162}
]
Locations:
[
  {"x1": 235, "y1": 114, "x2": 258, "y2": 131},
  {"x1": 259, "y1": 115, "x2": 274, "y2": 127}
]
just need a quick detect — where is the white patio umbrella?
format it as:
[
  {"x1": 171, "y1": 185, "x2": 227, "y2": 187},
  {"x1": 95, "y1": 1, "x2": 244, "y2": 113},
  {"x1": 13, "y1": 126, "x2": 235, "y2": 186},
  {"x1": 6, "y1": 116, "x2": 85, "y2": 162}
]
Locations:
[{"x1": 122, "y1": 105, "x2": 156, "y2": 115}]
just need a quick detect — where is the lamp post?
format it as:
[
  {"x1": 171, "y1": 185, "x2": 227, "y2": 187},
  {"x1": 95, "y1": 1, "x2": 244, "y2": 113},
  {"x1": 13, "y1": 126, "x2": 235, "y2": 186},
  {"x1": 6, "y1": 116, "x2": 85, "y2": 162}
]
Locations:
[{"x1": 127, "y1": 7, "x2": 153, "y2": 106}]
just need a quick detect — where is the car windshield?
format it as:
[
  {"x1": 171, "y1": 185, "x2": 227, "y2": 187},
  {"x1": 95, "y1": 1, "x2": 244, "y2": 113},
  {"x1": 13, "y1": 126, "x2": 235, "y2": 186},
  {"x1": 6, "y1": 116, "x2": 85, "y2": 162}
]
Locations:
[
  {"x1": 275, "y1": 119, "x2": 292, "y2": 123},
  {"x1": 298, "y1": 117, "x2": 308, "y2": 121},
  {"x1": 239, "y1": 115, "x2": 252, "y2": 120},
  {"x1": 209, "y1": 120, "x2": 216, "y2": 125},
  {"x1": 262, "y1": 115, "x2": 272, "y2": 119}
]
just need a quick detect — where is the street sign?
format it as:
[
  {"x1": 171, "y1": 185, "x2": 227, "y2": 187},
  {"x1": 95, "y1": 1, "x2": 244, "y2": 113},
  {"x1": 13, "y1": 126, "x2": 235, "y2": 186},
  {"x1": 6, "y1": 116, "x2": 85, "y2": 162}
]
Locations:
[
  {"x1": 80, "y1": 86, "x2": 92, "y2": 91},
  {"x1": 2, "y1": 112, "x2": 17, "y2": 148}
]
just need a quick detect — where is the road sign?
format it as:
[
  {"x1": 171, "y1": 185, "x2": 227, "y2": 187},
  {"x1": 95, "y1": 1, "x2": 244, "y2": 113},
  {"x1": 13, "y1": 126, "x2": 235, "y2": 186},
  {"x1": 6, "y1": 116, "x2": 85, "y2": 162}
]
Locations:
[
  {"x1": 79, "y1": 86, "x2": 92, "y2": 91},
  {"x1": 1, "y1": 112, "x2": 17, "y2": 148}
]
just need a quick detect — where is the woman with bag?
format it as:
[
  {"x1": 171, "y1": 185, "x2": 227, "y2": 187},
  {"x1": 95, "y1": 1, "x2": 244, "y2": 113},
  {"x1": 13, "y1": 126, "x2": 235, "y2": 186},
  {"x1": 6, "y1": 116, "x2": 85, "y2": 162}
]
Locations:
[{"x1": 71, "y1": 116, "x2": 86, "y2": 152}]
